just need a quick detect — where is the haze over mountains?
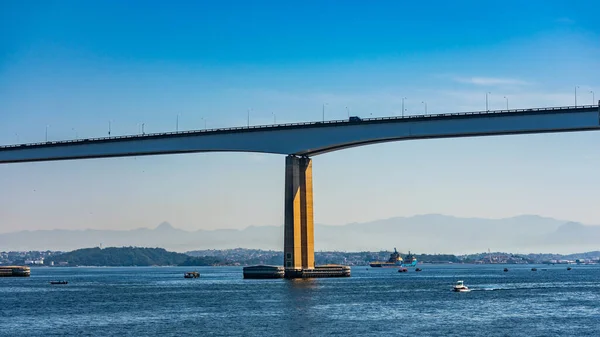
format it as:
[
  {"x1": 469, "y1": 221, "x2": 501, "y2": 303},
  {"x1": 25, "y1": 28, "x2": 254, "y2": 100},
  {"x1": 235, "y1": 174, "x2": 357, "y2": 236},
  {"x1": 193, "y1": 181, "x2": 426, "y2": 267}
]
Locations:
[{"x1": 2, "y1": 214, "x2": 599, "y2": 254}]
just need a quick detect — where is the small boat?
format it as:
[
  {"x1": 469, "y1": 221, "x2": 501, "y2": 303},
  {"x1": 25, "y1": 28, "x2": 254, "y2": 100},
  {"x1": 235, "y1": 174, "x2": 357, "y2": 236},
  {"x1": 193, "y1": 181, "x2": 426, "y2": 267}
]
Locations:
[
  {"x1": 184, "y1": 271, "x2": 200, "y2": 278},
  {"x1": 531, "y1": 268, "x2": 537, "y2": 271},
  {"x1": 567, "y1": 267, "x2": 572, "y2": 271},
  {"x1": 49, "y1": 281, "x2": 68, "y2": 285},
  {"x1": 415, "y1": 268, "x2": 422, "y2": 272},
  {"x1": 398, "y1": 268, "x2": 408, "y2": 273},
  {"x1": 503, "y1": 268, "x2": 509, "y2": 272},
  {"x1": 452, "y1": 280, "x2": 470, "y2": 292}
]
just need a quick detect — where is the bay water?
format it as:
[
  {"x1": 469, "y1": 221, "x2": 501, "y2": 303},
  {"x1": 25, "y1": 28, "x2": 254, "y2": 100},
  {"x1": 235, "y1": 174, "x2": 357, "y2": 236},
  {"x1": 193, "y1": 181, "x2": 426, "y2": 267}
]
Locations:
[{"x1": 1, "y1": 265, "x2": 599, "y2": 336}]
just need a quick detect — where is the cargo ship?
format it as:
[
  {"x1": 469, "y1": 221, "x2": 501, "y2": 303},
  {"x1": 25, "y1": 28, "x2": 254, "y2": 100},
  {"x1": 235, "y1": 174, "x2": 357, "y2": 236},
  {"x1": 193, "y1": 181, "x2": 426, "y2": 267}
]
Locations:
[{"x1": 369, "y1": 248, "x2": 418, "y2": 268}]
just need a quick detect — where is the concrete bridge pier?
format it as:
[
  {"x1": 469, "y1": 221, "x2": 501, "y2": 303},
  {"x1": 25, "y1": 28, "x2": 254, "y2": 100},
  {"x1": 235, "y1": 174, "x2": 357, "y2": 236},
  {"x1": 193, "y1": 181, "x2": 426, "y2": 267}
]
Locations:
[
  {"x1": 284, "y1": 155, "x2": 315, "y2": 278},
  {"x1": 283, "y1": 155, "x2": 351, "y2": 279}
]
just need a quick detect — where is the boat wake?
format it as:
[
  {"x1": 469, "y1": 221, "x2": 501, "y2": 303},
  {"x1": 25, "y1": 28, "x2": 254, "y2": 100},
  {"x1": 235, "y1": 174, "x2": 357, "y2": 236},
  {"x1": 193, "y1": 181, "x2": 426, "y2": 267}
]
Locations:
[
  {"x1": 470, "y1": 287, "x2": 506, "y2": 291},
  {"x1": 471, "y1": 283, "x2": 578, "y2": 291}
]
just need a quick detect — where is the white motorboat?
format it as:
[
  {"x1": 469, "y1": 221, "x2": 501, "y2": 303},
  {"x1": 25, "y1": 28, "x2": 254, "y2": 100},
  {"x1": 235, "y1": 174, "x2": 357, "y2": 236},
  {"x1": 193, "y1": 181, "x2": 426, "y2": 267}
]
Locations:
[{"x1": 452, "y1": 280, "x2": 470, "y2": 292}]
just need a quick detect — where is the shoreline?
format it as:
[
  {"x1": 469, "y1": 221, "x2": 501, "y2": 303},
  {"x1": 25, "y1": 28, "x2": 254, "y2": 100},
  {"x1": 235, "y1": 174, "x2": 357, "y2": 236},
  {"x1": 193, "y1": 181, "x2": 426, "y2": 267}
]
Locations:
[{"x1": 8, "y1": 262, "x2": 596, "y2": 268}]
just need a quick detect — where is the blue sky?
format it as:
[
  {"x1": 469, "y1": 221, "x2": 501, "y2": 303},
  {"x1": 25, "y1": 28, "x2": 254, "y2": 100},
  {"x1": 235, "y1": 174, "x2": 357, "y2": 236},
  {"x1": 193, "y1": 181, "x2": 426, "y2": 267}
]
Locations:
[{"x1": 1, "y1": 1, "x2": 600, "y2": 234}]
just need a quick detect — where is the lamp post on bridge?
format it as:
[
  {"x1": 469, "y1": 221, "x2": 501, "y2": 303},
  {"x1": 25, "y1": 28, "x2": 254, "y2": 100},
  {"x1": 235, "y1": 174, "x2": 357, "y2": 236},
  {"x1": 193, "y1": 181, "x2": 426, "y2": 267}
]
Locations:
[
  {"x1": 72, "y1": 128, "x2": 78, "y2": 140},
  {"x1": 486, "y1": 92, "x2": 491, "y2": 111},
  {"x1": 176, "y1": 114, "x2": 180, "y2": 132},
  {"x1": 15, "y1": 133, "x2": 19, "y2": 143},
  {"x1": 504, "y1": 96, "x2": 509, "y2": 110},
  {"x1": 322, "y1": 103, "x2": 328, "y2": 122},
  {"x1": 45, "y1": 125, "x2": 50, "y2": 142},
  {"x1": 247, "y1": 108, "x2": 252, "y2": 127},
  {"x1": 402, "y1": 97, "x2": 407, "y2": 117},
  {"x1": 201, "y1": 117, "x2": 207, "y2": 130},
  {"x1": 590, "y1": 91, "x2": 595, "y2": 105},
  {"x1": 346, "y1": 106, "x2": 350, "y2": 118},
  {"x1": 272, "y1": 112, "x2": 276, "y2": 124},
  {"x1": 421, "y1": 101, "x2": 427, "y2": 114},
  {"x1": 108, "y1": 120, "x2": 112, "y2": 136},
  {"x1": 575, "y1": 86, "x2": 579, "y2": 107}
]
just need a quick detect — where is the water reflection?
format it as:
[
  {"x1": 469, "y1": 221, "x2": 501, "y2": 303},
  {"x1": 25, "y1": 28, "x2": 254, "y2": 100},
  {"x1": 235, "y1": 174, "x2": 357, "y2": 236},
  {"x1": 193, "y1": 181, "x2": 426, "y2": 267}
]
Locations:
[
  {"x1": 280, "y1": 278, "x2": 322, "y2": 334},
  {"x1": 285, "y1": 277, "x2": 320, "y2": 290}
]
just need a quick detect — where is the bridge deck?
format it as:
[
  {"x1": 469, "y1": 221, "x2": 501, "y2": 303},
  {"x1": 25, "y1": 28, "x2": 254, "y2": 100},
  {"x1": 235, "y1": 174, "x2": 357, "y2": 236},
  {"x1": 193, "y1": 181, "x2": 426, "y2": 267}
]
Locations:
[
  {"x1": 1, "y1": 105, "x2": 596, "y2": 149},
  {"x1": 0, "y1": 105, "x2": 599, "y2": 163}
]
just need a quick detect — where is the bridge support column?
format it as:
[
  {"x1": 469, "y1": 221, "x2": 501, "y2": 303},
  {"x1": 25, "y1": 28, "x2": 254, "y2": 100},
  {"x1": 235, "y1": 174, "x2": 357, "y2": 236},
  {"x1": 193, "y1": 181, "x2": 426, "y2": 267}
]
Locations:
[{"x1": 284, "y1": 155, "x2": 315, "y2": 278}]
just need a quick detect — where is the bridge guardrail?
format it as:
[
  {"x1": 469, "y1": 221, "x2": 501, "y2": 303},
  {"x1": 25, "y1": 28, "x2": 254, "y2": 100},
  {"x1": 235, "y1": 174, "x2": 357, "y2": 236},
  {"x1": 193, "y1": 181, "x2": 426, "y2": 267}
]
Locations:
[{"x1": 0, "y1": 105, "x2": 597, "y2": 149}]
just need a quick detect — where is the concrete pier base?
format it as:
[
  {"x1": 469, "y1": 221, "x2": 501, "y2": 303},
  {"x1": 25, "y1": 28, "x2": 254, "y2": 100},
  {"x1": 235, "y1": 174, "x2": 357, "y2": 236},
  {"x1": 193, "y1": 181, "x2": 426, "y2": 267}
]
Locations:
[
  {"x1": 243, "y1": 265, "x2": 285, "y2": 279},
  {"x1": 0, "y1": 266, "x2": 30, "y2": 277},
  {"x1": 284, "y1": 265, "x2": 351, "y2": 279},
  {"x1": 242, "y1": 264, "x2": 350, "y2": 279}
]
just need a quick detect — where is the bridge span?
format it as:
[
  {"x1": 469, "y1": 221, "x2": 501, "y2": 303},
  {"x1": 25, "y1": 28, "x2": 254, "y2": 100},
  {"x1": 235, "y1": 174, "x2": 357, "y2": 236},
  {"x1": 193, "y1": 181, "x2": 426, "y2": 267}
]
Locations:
[
  {"x1": 2, "y1": 104, "x2": 599, "y2": 278},
  {"x1": 0, "y1": 105, "x2": 599, "y2": 163}
]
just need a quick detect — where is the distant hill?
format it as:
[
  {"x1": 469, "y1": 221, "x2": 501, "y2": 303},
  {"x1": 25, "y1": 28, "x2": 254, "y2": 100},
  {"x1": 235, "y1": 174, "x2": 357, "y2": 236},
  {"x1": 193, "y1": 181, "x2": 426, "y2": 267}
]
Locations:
[
  {"x1": 45, "y1": 247, "x2": 226, "y2": 267},
  {"x1": 3, "y1": 214, "x2": 600, "y2": 254}
]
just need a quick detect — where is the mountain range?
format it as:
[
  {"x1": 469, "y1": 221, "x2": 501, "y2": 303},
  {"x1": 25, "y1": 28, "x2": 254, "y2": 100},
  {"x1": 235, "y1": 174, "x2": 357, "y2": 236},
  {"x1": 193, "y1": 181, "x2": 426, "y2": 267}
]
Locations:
[{"x1": 2, "y1": 214, "x2": 599, "y2": 254}]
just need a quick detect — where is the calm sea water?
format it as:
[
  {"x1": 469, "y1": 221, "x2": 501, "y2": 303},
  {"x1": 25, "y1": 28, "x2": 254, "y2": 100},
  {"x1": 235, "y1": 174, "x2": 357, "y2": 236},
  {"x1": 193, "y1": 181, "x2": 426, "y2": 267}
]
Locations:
[{"x1": 1, "y1": 264, "x2": 599, "y2": 336}]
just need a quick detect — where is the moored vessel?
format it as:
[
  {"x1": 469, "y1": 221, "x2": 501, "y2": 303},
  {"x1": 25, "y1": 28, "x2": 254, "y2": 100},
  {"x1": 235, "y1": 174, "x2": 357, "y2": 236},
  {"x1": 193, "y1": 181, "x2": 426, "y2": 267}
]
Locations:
[
  {"x1": 369, "y1": 248, "x2": 418, "y2": 268},
  {"x1": 403, "y1": 251, "x2": 418, "y2": 267}
]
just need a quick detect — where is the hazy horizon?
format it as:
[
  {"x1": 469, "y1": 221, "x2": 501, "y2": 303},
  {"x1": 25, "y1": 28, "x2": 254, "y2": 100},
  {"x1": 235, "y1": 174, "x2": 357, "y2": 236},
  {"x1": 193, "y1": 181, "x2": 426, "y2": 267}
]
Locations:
[
  {"x1": 3, "y1": 213, "x2": 600, "y2": 255},
  {"x1": 4, "y1": 212, "x2": 600, "y2": 234}
]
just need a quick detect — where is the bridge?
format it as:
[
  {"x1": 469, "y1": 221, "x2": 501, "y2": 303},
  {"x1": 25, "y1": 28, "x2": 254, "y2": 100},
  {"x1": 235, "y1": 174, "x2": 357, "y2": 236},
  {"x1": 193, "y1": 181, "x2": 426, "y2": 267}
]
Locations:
[{"x1": 2, "y1": 104, "x2": 599, "y2": 277}]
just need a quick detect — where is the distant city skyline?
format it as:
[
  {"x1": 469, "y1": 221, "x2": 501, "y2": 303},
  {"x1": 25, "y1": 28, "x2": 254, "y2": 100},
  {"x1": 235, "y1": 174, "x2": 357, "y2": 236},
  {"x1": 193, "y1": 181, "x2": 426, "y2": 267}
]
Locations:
[{"x1": 1, "y1": 1, "x2": 600, "y2": 236}]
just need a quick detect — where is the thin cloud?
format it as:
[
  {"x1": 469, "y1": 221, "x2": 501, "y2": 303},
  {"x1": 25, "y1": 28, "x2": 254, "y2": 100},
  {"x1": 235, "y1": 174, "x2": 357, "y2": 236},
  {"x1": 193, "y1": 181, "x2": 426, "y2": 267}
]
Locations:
[
  {"x1": 454, "y1": 77, "x2": 532, "y2": 86},
  {"x1": 436, "y1": 89, "x2": 577, "y2": 111}
]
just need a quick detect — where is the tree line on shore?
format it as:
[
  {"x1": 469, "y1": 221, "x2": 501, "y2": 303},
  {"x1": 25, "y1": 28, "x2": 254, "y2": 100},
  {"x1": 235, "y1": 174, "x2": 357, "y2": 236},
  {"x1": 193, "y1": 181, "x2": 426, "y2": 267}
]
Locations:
[
  {"x1": 45, "y1": 247, "x2": 223, "y2": 267},
  {"x1": 8, "y1": 247, "x2": 599, "y2": 267}
]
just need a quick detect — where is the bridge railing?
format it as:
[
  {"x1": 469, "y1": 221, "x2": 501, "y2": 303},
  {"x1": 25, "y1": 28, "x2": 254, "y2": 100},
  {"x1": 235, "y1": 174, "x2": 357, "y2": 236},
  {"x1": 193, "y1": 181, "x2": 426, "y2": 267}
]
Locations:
[{"x1": 1, "y1": 105, "x2": 597, "y2": 149}]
